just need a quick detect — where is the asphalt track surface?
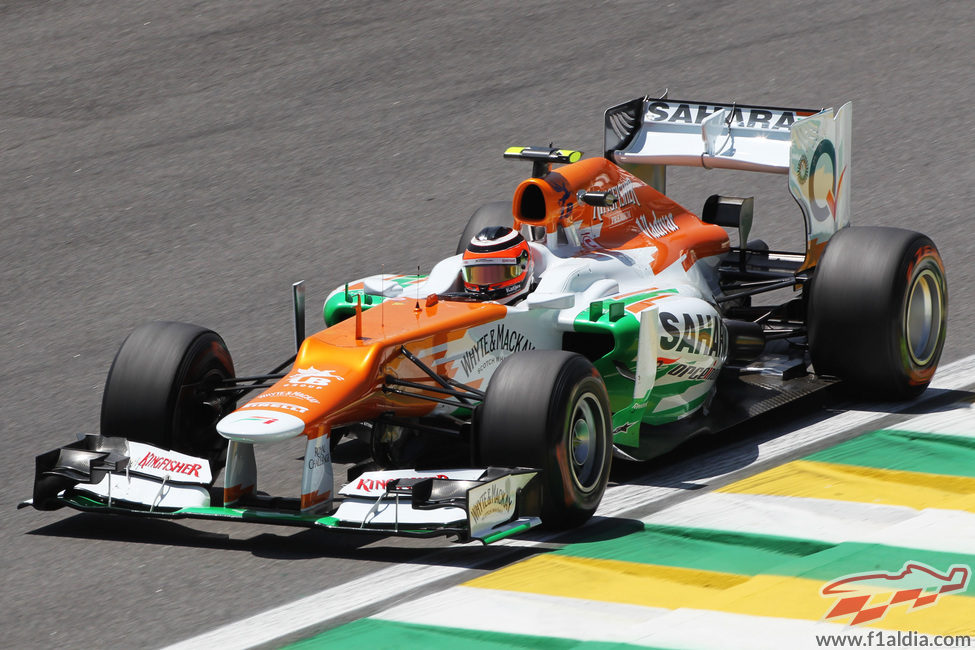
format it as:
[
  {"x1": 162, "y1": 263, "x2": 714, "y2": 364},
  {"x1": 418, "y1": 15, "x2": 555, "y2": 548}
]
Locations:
[{"x1": 2, "y1": 1, "x2": 973, "y2": 648}]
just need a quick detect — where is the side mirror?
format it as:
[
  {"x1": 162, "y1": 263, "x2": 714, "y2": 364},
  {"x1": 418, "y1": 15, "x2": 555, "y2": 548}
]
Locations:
[{"x1": 577, "y1": 190, "x2": 617, "y2": 208}]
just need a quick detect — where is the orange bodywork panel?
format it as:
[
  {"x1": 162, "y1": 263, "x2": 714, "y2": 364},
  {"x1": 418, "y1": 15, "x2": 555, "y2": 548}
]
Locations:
[
  {"x1": 239, "y1": 298, "x2": 507, "y2": 438},
  {"x1": 512, "y1": 157, "x2": 729, "y2": 273}
]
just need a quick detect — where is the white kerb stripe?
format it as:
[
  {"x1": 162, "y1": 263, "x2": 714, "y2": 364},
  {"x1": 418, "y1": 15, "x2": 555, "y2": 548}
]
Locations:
[
  {"x1": 886, "y1": 398, "x2": 975, "y2": 437},
  {"x1": 642, "y1": 491, "x2": 975, "y2": 555}
]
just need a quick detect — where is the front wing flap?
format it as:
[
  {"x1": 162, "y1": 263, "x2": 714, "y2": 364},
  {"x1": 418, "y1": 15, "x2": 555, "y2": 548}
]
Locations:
[{"x1": 20, "y1": 434, "x2": 542, "y2": 544}]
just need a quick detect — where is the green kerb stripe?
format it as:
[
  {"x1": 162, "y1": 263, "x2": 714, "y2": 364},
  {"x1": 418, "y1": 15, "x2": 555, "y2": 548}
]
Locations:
[
  {"x1": 554, "y1": 523, "x2": 975, "y2": 594},
  {"x1": 283, "y1": 618, "x2": 667, "y2": 650},
  {"x1": 804, "y1": 429, "x2": 975, "y2": 478}
]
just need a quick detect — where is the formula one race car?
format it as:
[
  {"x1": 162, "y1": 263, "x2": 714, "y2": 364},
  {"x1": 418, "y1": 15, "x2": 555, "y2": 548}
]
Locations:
[{"x1": 22, "y1": 95, "x2": 947, "y2": 544}]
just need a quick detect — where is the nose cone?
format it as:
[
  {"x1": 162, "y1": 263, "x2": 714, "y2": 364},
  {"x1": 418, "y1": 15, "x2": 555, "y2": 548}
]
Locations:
[{"x1": 216, "y1": 409, "x2": 306, "y2": 443}]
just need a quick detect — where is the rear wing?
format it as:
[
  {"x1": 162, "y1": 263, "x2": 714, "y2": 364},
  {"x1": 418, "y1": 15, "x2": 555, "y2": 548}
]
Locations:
[{"x1": 604, "y1": 96, "x2": 852, "y2": 269}]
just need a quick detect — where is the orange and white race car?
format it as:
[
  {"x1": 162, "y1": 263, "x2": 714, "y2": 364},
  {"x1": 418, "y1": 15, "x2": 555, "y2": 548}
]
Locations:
[{"x1": 22, "y1": 95, "x2": 948, "y2": 544}]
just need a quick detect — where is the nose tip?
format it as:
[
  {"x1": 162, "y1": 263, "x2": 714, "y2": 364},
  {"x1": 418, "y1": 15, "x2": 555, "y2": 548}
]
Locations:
[{"x1": 216, "y1": 410, "x2": 306, "y2": 443}]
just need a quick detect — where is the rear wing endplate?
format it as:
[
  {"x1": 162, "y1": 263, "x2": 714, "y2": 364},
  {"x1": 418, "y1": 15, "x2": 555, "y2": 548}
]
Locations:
[{"x1": 604, "y1": 96, "x2": 852, "y2": 270}]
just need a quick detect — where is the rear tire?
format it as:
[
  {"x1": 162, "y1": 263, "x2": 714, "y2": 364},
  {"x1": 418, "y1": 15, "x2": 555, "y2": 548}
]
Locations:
[
  {"x1": 477, "y1": 351, "x2": 612, "y2": 529},
  {"x1": 808, "y1": 227, "x2": 947, "y2": 399},
  {"x1": 100, "y1": 321, "x2": 236, "y2": 476},
  {"x1": 455, "y1": 201, "x2": 512, "y2": 255}
]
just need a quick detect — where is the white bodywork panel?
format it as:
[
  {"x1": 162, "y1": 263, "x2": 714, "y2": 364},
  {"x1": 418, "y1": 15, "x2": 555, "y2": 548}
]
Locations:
[
  {"x1": 73, "y1": 441, "x2": 212, "y2": 509},
  {"x1": 77, "y1": 473, "x2": 210, "y2": 510},
  {"x1": 612, "y1": 100, "x2": 812, "y2": 173},
  {"x1": 300, "y1": 433, "x2": 334, "y2": 512}
]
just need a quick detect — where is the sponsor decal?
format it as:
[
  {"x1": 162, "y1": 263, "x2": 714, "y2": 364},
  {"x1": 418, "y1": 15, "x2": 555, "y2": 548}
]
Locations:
[
  {"x1": 354, "y1": 475, "x2": 448, "y2": 493},
  {"x1": 307, "y1": 443, "x2": 330, "y2": 470},
  {"x1": 458, "y1": 324, "x2": 536, "y2": 376},
  {"x1": 637, "y1": 212, "x2": 678, "y2": 239},
  {"x1": 645, "y1": 101, "x2": 803, "y2": 131},
  {"x1": 239, "y1": 416, "x2": 278, "y2": 424},
  {"x1": 806, "y1": 139, "x2": 839, "y2": 223},
  {"x1": 594, "y1": 178, "x2": 641, "y2": 222},
  {"x1": 259, "y1": 390, "x2": 321, "y2": 404},
  {"x1": 795, "y1": 154, "x2": 809, "y2": 184},
  {"x1": 659, "y1": 311, "x2": 728, "y2": 358},
  {"x1": 301, "y1": 435, "x2": 333, "y2": 511},
  {"x1": 137, "y1": 451, "x2": 203, "y2": 478},
  {"x1": 820, "y1": 561, "x2": 971, "y2": 625},
  {"x1": 663, "y1": 362, "x2": 719, "y2": 382},
  {"x1": 469, "y1": 482, "x2": 514, "y2": 522},
  {"x1": 547, "y1": 173, "x2": 572, "y2": 206},
  {"x1": 286, "y1": 366, "x2": 344, "y2": 389},
  {"x1": 612, "y1": 422, "x2": 632, "y2": 436},
  {"x1": 241, "y1": 401, "x2": 309, "y2": 414}
]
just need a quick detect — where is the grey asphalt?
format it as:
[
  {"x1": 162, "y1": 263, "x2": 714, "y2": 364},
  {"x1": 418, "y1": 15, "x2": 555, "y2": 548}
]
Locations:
[{"x1": 2, "y1": 1, "x2": 973, "y2": 648}]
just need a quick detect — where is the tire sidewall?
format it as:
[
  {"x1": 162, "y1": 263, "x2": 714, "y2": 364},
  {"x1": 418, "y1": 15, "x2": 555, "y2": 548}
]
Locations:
[
  {"x1": 101, "y1": 321, "x2": 235, "y2": 471},
  {"x1": 545, "y1": 371, "x2": 611, "y2": 519},
  {"x1": 808, "y1": 227, "x2": 947, "y2": 398},
  {"x1": 894, "y1": 243, "x2": 947, "y2": 389}
]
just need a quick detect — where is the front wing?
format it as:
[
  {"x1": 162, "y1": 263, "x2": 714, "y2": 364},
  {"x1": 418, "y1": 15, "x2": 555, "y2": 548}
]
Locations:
[{"x1": 20, "y1": 435, "x2": 542, "y2": 545}]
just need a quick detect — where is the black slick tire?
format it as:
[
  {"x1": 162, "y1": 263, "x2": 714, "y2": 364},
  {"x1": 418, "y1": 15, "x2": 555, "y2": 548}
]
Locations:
[
  {"x1": 477, "y1": 350, "x2": 612, "y2": 529},
  {"x1": 808, "y1": 226, "x2": 947, "y2": 399},
  {"x1": 100, "y1": 321, "x2": 236, "y2": 476}
]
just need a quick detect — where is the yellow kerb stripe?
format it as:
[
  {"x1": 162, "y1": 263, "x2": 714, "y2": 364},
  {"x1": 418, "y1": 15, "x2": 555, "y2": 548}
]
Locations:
[
  {"x1": 465, "y1": 554, "x2": 975, "y2": 635},
  {"x1": 718, "y1": 460, "x2": 975, "y2": 513}
]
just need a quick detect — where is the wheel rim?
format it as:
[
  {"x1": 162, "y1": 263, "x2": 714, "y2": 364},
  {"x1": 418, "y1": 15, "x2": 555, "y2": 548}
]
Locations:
[
  {"x1": 905, "y1": 267, "x2": 943, "y2": 366},
  {"x1": 176, "y1": 366, "x2": 233, "y2": 461},
  {"x1": 569, "y1": 392, "x2": 605, "y2": 491}
]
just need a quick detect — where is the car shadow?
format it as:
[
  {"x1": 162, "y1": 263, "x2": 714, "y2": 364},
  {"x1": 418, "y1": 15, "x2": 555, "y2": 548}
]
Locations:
[
  {"x1": 608, "y1": 387, "x2": 975, "y2": 490},
  {"x1": 23, "y1": 511, "x2": 542, "y2": 569},
  {"x1": 826, "y1": 387, "x2": 974, "y2": 416}
]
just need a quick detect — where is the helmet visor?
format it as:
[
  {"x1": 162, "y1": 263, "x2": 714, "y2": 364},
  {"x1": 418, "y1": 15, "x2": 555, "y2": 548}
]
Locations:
[{"x1": 462, "y1": 262, "x2": 522, "y2": 286}]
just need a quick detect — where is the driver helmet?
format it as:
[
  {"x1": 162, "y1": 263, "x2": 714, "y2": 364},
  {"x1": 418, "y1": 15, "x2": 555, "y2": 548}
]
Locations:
[{"x1": 461, "y1": 226, "x2": 533, "y2": 303}]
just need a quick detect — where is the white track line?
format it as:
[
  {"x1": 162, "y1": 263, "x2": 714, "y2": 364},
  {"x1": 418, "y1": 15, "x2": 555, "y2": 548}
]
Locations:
[
  {"x1": 373, "y1": 587, "x2": 953, "y2": 650},
  {"x1": 162, "y1": 355, "x2": 975, "y2": 650}
]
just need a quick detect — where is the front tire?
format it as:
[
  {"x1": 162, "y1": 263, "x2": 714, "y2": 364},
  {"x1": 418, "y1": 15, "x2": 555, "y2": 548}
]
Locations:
[
  {"x1": 100, "y1": 321, "x2": 236, "y2": 476},
  {"x1": 808, "y1": 226, "x2": 947, "y2": 399},
  {"x1": 477, "y1": 351, "x2": 612, "y2": 529}
]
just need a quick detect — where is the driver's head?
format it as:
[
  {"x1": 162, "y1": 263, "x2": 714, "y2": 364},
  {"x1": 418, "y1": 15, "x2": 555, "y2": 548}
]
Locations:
[{"x1": 461, "y1": 226, "x2": 533, "y2": 303}]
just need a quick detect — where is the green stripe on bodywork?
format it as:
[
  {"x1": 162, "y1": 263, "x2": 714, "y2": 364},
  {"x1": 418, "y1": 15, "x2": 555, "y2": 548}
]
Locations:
[
  {"x1": 642, "y1": 392, "x2": 708, "y2": 426},
  {"x1": 323, "y1": 290, "x2": 384, "y2": 326},
  {"x1": 284, "y1": 618, "x2": 666, "y2": 650},
  {"x1": 574, "y1": 289, "x2": 679, "y2": 321},
  {"x1": 481, "y1": 522, "x2": 535, "y2": 545},
  {"x1": 572, "y1": 288, "x2": 709, "y2": 442},
  {"x1": 570, "y1": 290, "x2": 682, "y2": 443},
  {"x1": 804, "y1": 429, "x2": 975, "y2": 478},
  {"x1": 556, "y1": 522, "x2": 975, "y2": 595},
  {"x1": 323, "y1": 275, "x2": 427, "y2": 326},
  {"x1": 178, "y1": 506, "x2": 341, "y2": 526}
]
